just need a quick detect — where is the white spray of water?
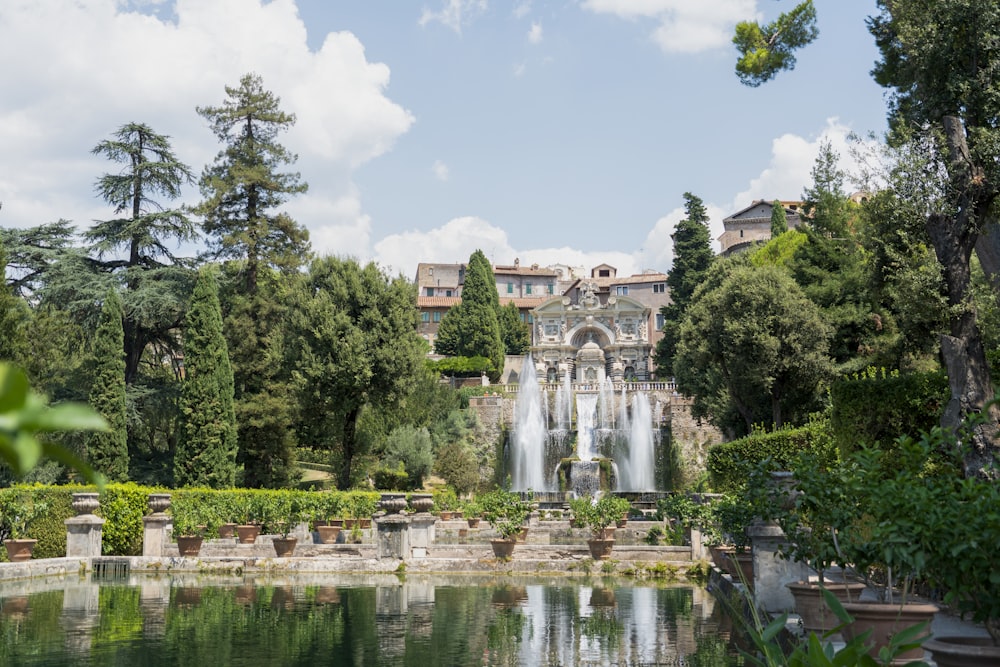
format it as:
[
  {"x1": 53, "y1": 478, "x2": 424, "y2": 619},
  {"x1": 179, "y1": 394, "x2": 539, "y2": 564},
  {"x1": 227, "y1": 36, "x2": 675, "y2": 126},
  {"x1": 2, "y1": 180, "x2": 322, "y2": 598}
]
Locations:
[
  {"x1": 512, "y1": 357, "x2": 548, "y2": 490},
  {"x1": 619, "y1": 392, "x2": 656, "y2": 490},
  {"x1": 554, "y1": 370, "x2": 573, "y2": 430},
  {"x1": 598, "y1": 377, "x2": 615, "y2": 429},
  {"x1": 575, "y1": 393, "x2": 598, "y2": 461}
]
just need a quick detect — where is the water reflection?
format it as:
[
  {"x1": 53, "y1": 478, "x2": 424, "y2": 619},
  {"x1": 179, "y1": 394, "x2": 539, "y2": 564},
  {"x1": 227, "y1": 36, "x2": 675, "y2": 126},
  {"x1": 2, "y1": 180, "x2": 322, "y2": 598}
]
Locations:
[{"x1": 0, "y1": 574, "x2": 740, "y2": 666}]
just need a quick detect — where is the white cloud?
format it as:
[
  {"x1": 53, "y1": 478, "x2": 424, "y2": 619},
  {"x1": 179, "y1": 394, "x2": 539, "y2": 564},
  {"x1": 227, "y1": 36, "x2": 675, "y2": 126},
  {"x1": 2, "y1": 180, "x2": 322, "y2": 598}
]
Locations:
[
  {"x1": 513, "y1": 2, "x2": 532, "y2": 19},
  {"x1": 581, "y1": 0, "x2": 758, "y2": 53},
  {"x1": 432, "y1": 160, "x2": 450, "y2": 181},
  {"x1": 418, "y1": 0, "x2": 488, "y2": 34},
  {"x1": 528, "y1": 21, "x2": 543, "y2": 44},
  {"x1": 0, "y1": 0, "x2": 413, "y2": 260}
]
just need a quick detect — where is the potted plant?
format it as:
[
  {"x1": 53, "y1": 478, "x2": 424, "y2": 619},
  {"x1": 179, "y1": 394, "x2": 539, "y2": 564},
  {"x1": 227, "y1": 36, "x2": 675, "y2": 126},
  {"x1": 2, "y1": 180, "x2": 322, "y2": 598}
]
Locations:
[
  {"x1": 463, "y1": 500, "x2": 482, "y2": 529},
  {"x1": 315, "y1": 493, "x2": 343, "y2": 544},
  {"x1": 171, "y1": 494, "x2": 218, "y2": 557},
  {"x1": 712, "y1": 491, "x2": 756, "y2": 586},
  {"x1": 272, "y1": 494, "x2": 305, "y2": 557},
  {"x1": 433, "y1": 487, "x2": 459, "y2": 520},
  {"x1": 578, "y1": 494, "x2": 631, "y2": 561},
  {"x1": 234, "y1": 492, "x2": 263, "y2": 544},
  {"x1": 0, "y1": 489, "x2": 47, "y2": 562},
  {"x1": 480, "y1": 489, "x2": 530, "y2": 560}
]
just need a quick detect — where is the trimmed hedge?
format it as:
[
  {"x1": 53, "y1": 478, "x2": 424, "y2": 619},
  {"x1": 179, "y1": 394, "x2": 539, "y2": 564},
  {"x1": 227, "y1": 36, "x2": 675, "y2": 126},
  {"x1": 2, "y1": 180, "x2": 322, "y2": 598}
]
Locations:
[
  {"x1": 0, "y1": 485, "x2": 387, "y2": 560},
  {"x1": 707, "y1": 420, "x2": 836, "y2": 492},
  {"x1": 829, "y1": 368, "x2": 947, "y2": 456}
]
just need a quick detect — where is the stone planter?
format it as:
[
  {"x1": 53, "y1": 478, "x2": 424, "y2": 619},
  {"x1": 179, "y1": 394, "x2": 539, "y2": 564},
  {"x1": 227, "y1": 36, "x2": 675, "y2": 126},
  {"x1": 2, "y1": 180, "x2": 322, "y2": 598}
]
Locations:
[
  {"x1": 786, "y1": 581, "x2": 867, "y2": 633},
  {"x1": 218, "y1": 523, "x2": 237, "y2": 539},
  {"x1": 439, "y1": 511, "x2": 454, "y2": 521},
  {"x1": 490, "y1": 538, "x2": 517, "y2": 560},
  {"x1": 3, "y1": 539, "x2": 37, "y2": 562},
  {"x1": 841, "y1": 602, "x2": 937, "y2": 664},
  {"x1": 467, "y1": 517, "x2": 481, "y2": 529},
  {"x1": 176, "y1": 535, "x2": 203, "y2": 557},
  {"x1": 316, "y1": 525, "x2": 341, "y2": 544},
  {"x1": 273, "y1": 537, "x2": 297, "y2": 557},
  {"x1": 925, "y1": 636, "x2": 1000, "y2": 667},
  {"x1": 587, "y1": 538, "x2": 615, "y2": 560},
  {"x1": 236, "y1": 524, "x2": 260, "y2": 544}
]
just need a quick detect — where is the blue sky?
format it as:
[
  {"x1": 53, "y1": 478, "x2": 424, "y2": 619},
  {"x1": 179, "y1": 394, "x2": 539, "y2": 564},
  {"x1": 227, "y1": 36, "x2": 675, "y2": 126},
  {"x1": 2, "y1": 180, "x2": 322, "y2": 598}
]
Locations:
[{"x1": 0, "y1": 0, "x2": 888, "y2": 278}]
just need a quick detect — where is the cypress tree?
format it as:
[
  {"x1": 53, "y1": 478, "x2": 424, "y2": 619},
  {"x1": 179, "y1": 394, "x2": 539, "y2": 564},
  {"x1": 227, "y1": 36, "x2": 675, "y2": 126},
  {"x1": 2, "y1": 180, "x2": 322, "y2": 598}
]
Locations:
[
  {"x1": 770, "y1": 199, "x2": 789, "y2": 237},
  {"x1": 87, "y1": 289, "x2": 129, "y2": 481},
  {"x1": 176, "y1": 268, "x2": 237, "y2": 488},
  {"x1": 0, "y1": 236, "x2": 29, "y2": 364}
]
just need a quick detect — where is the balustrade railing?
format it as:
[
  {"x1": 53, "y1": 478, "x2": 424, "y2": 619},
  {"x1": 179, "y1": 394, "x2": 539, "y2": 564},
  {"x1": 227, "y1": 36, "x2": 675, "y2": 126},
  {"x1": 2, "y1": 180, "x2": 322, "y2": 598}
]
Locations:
[{"x1": 501, "y1": 381, "x2": 676, "y2": 394}]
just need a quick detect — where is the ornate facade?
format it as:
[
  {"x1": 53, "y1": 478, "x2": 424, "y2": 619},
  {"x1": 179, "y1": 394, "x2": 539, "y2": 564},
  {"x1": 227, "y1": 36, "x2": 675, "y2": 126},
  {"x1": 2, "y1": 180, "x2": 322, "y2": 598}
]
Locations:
[{"x1": 531, "y1": 280, "x2": 654, "y2": 382}]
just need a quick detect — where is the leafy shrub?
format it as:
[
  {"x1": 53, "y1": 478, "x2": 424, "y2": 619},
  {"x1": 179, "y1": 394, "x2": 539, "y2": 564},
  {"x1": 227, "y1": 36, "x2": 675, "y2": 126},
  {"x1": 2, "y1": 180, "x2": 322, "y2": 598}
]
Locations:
[
  {"x1": 372, "y1": 463, "x2": 409, "y2": 491},
  {"x1": 829, "y1": 368, "x2": 946, "y2": 456},
  {"x1": 382, "y1": 425, "x2": 433, "y2": 489},
  {"x1": 706, "y1": 419, "x2": 836, "y2": 492},
  {"x1": 100, "y1": 483, "x2": 154, "y2": 555}
]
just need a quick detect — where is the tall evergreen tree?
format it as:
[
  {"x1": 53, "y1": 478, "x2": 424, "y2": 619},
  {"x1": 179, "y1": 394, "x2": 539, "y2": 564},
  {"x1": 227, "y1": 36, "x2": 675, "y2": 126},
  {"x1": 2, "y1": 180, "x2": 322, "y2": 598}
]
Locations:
[
  {"x1": 195, "y1": 72, "x2": 310, "y2": 294},
  {"x1": 88, "y1": 122, "x2": 197, "y2": 385},
  {"x1": 498, "y1": 301, "x2": 531, "y2": 356},
  {"x1": 0, "y1": 235, "x2": 29, "y2": 364},
  {"x1": 175, "y1": 268, "x2": 237, "y2": 488},
  {"x1": 653, "y1": 193, "x2": 714, "y2": 376},
  {"x1": 770, "y1": 200, "x2": 789, "y2": 237},
  {"x1": 86, "y1": 289, "x2": 129, "y2": 481},
  {"x1": 434, "y1": 249, "x2": 505, "y2": 380},
  {"x1": 802, "y1": 141, "x2": 851, "y2": 238}
]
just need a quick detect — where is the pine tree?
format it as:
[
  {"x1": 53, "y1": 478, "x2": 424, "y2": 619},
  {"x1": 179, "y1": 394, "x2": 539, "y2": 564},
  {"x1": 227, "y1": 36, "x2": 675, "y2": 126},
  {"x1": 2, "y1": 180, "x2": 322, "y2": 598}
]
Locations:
[
  {"x1": 175, "y1": 268, "x2": 237, "y2": 488},
  {"x1": 86, "y1": 289, "x2": 129, "y2": 481},
  {"x1": 653, "y1": 193, "x2": 714, "y2": 376},
  {"x1": 0, "y1": 236, "x2": 29, "y2": 364},
  {"x1": 196, "y1": 72, "x2": 310, "y2": 294},
  {"x1": 770, "y1": 200, "x2": 789, "y2": 237}
]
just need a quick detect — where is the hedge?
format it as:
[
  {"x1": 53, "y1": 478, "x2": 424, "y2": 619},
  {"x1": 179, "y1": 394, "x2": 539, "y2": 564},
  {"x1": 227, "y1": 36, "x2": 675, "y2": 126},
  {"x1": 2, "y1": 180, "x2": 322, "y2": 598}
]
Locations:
[
  {"x1": 706, "y1": 420, "x2": 837, "y2": 492},
  {"x1": 829, "y1": 368, "x2": 947, "y2": 456},
  {"x1": 0, "y1": 485, "x2": 387, "y2": 560}
]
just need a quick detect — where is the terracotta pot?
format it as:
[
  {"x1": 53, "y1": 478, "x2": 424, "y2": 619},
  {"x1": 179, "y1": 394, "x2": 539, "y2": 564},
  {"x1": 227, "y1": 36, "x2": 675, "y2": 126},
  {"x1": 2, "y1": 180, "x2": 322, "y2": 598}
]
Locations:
[
  {"x1": 710, "y1": 545, "x2": 735, "y2": 572},
  {"x1": 273, "y1": 536, "x2": 297, "y2": 557},
  {"x1": 467, "y1": 517, "x2": 481, "y2": 528},
  {"x1": 925, "y1": 636, "x2": 1000, "y2": 667},
  {"x1": 3, "y1": 539, "x2": 37, "y2": 563},
  {"x1": 316, "y1": 525, "x2": 341, "y2": 544},
  {"x1": 516, "y1": 527, "x2": 528, "y2": 543},
  {"x1": 236, "y1": 524, "x2": 260, "y2": 544},
  {"x1": 589, "y1": 587, "x2": 616, "y2": 607},
  {"x1": 439, "y1": 511, "x2": 454, "y2": 521},
  {"x1": 218, "y1": 523, "x2": 237, "y2": 539},
  {"x1": 1, "y1": 596, "x2": 29, "y2": 617},
  {"x1": 359, "y1": 518, "x2": 371, "y2": 529},
  {"x1": 490, "y1": 538, "x2": 517, "y2": 560},
  {"x1": 328, "y1": 519, "x2": 344, "y2": 528},
  {"x1": 841, "y1": 601, "x2": 937, "y2": 664},
  {"x1": 786, "y1": 581, "x2": 867, "y2": 633},
  {"x1": 176, "y1": 535, "x2": 203, "y2": 557},
  {"x1": 343, "y1": 518, "x2": 356, "y2": 529},
  {"x1": 587, "y1": 538, "x2": 615, "y2": 560},
  {"x1": 598, "y1": 527, "x2": 616, "y2": 540},
  {"x1": 491, "y1": 585, "x2": 527, "y2": 606},
  {"x1": 616, "y1": 517, "x2": 628, "y2": 528}
]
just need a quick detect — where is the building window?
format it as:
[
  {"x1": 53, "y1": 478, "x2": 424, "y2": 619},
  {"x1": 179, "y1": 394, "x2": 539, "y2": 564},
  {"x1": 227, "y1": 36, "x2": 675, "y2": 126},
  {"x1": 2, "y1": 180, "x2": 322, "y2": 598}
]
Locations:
[
  {"x1": 507, "y1": 282, "x2": 513, "y2": 294},
  {"x1": 445, "y1": 289, "x2": 453, "y2": 297},
  {"x1": 527, "y1": 314, "x2": 533, "y2": 324},
  {"x1": 526, "y1": 284, "x2": 532, "y2": 295},
  {"x1": 655, "y1": 313, "x2": 665, "y2": 330},
  {"x1": 739, "y1": 229, "x2": 744, "y2": 238},
  {"x1": 433, "y1": 312, "x2": 441, "y2": 322},
  {"x1": 599, "y1": 269, "x2": 610, "y2": 277},
  {"x1": 520, "y1": 313, "x2": 525, "y2": 322},
  {"x1": 653, "y1": 283, "x2": 665, "y2": 294},
  {"x1": 547, "y1": 284, "x2": 554, "y2": 294},
  {"x1": 426, "y1": 287, "x2": 434, "y2": 297},
  {"x1": 421, "y1": 312, "x2": 430, "y2": 323},
  {"x1": 616, "y1": 286, "x2": 629, "y2": 296}
]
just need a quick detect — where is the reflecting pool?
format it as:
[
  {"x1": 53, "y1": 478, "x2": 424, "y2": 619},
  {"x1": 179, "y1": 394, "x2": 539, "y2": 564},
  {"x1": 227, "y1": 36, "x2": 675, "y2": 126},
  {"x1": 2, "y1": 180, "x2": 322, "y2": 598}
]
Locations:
[{"x1": 0, "y1": 574, "x2": 741, "y2": 666}]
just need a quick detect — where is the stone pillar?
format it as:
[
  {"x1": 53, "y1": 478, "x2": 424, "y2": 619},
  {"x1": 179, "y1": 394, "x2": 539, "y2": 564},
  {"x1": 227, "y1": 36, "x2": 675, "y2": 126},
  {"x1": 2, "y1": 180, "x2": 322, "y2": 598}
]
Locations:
[
  {"x1": 408, "y1": 494, "x2": 436, "y2": 558},
  {"x1": 690, "y1": 525, "x2": 705, "y2": 561},
  {"x1": 143, "y1": 493, "x2": 171, "y2": 557},
  {"x1": 65, "y1": 493, "x2": 104, "y2": 558},
  {"x1": 749, "y1": 523, "x2": 811, "y2": 614},
  {"x1": 375, "y1": 494, "x2": 410, "y2": 560}
]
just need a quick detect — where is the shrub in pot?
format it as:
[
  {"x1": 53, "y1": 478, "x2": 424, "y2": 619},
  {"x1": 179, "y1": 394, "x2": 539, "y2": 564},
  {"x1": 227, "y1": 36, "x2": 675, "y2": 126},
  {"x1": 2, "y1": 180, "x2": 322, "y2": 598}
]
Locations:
[
  {"x1": 463, "y1": 500, "x2": 482, "y2": 528},
  {"x1": 480, "y1": 489, "x2": 529, "y2": 559},
  {"x1": 577, "y1": 494, "x2": 631, "y2": 560},
  {"x1": 272, "y1": 493, "x2": 306, "y2": 557},
  {"x1": 0, "y1": 488, "x2": 47, "y2": 562}
]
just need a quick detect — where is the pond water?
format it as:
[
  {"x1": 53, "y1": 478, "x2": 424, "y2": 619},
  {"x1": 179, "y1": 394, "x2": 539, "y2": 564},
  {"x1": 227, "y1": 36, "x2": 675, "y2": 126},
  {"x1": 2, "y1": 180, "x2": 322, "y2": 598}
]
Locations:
[{"x1": 0, "y1": 573, "x2": 742, "y2": 666}]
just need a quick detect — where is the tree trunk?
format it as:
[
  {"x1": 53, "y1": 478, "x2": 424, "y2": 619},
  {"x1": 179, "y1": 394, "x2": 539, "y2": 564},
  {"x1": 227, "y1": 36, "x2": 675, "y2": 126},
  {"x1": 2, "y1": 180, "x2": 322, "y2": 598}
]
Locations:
[
  {"x1": 925, "y1": 116, "x2": 1000, "y2": 478},
  {"x1": 337, "y1": 406, "x2": 361, "y2": 489}
]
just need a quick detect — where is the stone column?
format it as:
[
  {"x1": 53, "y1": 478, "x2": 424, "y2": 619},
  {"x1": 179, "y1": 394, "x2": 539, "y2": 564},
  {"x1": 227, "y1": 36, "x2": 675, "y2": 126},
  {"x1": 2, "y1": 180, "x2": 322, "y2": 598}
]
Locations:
[
  {"x1": 408, "y1": 494, "x2": 436, "y2": 558},
  {"x1": 749, "y1": 472, "x2": 810, "y2": 613},
  {"x1": 690, "y1": 525, "x2": 706, "y2": 561},
  {"x1": 375, "y1": 493, "x2": 410, "y2": 560},
  {"x1": 65, "y1": 493, "x2": 104, "y2": 558},
  {"x1": 142, "y1": 493, "x2": 172, "y2": 557}
]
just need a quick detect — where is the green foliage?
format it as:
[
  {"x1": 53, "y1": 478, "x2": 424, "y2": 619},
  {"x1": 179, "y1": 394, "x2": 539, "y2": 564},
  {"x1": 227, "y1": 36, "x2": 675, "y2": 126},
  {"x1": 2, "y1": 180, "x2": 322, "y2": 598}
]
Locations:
[
  {"x1": 574, "y1": 494, "x2": 632, "y2": 537},
  {"x1": 99, "y1": 483, "x2": 151, "y2": 555},
  {"x1": 433, "y1": 439, "x2": 481, "y2": 495},
  {"x1": 828, "y1": 368, "x2": 947, "y2": 457},
  {"x1": 733, "y1": 0, "x2": 818, "y2": 87},
  {"x1": 86, "y1": 289, "x2": 129, "y2": 482},
  {"x1": 479, "y1": 488, "x2": 530, "y2": 539},
  {"x1": 432, "y1": 486, "x2": 459, "y2": 512},
  {"x1": 0, "y1": 363, "x2": 107, "y2": 485},
  {"x1": 0, "y1": 487, "x2": 49, "y2": 540},
  {"x1": 381, "y1": 425, "x2": 433, "y2": 490},
  {"x1": 498, "y1": 301, "x2": 530, "y2": 356},
  {"x1": 427, "y1": 355, "x2": 494, "y2": 377},
  {"x1": 0, "y1": 237, "x2": 29, "y2": 364},
  {"x1": 769, "y1": 200, "x2": 788, "y2": 237},
  {"x1": 175, "y1": 268, "x2": 237, "y2": 488},
  {"x1": 711, "y1": 491, "x2": 756, "y2": 553},
  {"x1": 372, "y1": 462, "x2": 408, "y2": 491},
  {"x1": 707, "y1": 419, "x2": 836, "y2": 492},
  {"x1": 750, "y1": 229, "x2": 807, "y2": 268}
]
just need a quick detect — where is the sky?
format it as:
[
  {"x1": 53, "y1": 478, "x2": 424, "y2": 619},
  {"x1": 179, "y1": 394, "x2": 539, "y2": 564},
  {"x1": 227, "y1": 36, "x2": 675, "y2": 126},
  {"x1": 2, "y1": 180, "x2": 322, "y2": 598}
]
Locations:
[{"x1": 0, "y1": 0, "x2": 890, "y2": 279}]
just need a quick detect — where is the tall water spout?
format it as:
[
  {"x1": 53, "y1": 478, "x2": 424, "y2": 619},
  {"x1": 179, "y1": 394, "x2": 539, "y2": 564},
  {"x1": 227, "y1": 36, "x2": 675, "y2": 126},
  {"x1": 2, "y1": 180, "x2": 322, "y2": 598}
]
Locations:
[
  {"x1": 512, "y1": 357, "x2": 548, "y2": 491},
  {"x1": 554, "y1": 371, "x2": 573, "y2": 430},
  {"x1": 598, "y1": 378, "x2": 615, "y2": 429},
  {"x1": 618, "y1": 392, "x2": 656, "y2": 490},
  {"x1": 575, "y1": 393, "x2": 599, "y2": 461}
]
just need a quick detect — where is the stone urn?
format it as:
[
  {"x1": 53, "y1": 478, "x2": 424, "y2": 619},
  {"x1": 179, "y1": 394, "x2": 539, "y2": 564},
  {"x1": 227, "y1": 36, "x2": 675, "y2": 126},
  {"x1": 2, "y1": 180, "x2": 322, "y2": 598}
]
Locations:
[
  {"x1": 147, "y1": 493, "x2": 171, "y2": 515},
  {"x1": 380, "y1": 493, "x2": 408, "y2": 515},
  {"x1": 410, "y1": 494, "x2": 434, "y2": 514},
  {"x1": 71, "y1": 493, "x2": 100, "y2": 516}
]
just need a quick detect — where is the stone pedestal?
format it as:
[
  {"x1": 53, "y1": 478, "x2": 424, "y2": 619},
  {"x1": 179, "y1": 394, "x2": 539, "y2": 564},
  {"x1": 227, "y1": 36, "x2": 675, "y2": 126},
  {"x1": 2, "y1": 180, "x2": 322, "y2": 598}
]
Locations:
[
  {"x1": 65, "y1": 493, "x2": 104, "y2": 558},
  {"x1": 143, "y1": 493, "x2": 171, "y2": 557},
  {"x1": 690, "y1": 525, "x2": 706, "y2": 561},
  {"x1": 748, "y1": 523, "x2": 811, "y2": 613},
  {"x1": 375, "y1": 514, "x2": 411, "y2": 560},
  {"x1": 409, "y1": 514, "x2": 436, "y2": 558}
]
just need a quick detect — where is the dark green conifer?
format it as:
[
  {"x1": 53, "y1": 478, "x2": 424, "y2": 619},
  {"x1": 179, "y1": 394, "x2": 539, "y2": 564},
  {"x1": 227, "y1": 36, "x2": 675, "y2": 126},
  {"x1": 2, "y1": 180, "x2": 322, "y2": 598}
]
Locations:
[{"x1": 86, "y1": 289, "x2": 129, "y2": 481}]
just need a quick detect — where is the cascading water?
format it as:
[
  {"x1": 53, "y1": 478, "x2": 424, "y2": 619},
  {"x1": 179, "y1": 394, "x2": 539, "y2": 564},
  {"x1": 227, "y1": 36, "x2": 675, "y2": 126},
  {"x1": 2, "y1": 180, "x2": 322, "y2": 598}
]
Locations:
[
  {"x1": 598, "y1": 378, "x2": 615, "y2": 429},
  {"x1": 511, "y1": 358, "x2": 549, "y2": 491},
  {"x1": 618, "y1": 392, "x2": 656, "y2": 491},
  {"x1": 575, "y1": 393, "x2": 599, "y2": 461},
  {"x1": 554, "y1": 371, "x2": 572, "y2": 430}
]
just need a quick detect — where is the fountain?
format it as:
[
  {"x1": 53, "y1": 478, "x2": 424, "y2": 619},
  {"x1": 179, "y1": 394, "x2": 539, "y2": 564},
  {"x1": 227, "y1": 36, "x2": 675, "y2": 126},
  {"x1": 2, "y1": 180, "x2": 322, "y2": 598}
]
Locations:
[{"x1": 508, "y1": 355, "x2": 662, "y2": 497}]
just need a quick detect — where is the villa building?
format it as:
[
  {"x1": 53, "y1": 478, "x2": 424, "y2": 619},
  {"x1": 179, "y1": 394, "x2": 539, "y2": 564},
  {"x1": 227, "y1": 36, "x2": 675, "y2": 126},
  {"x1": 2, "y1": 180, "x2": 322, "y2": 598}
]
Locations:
[{"x1": 718, "y1": 200, "x2": 804, "y2": 255}]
